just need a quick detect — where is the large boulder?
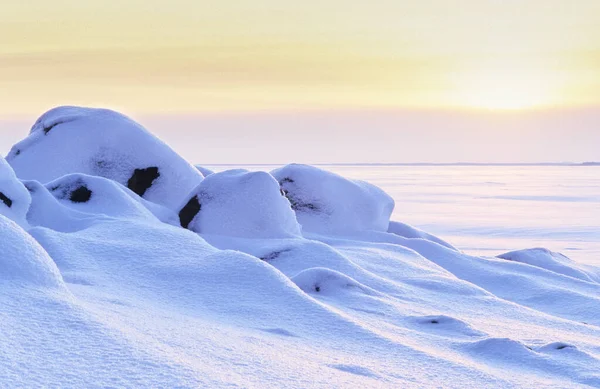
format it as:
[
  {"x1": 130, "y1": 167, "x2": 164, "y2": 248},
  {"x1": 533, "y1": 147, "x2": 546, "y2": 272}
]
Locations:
[
  {"x1": 179, "y1": 169, "x2": 301, "y2": 239},
  {"x1": 271, "y1": 164, "x2": 394, "y2": 234},
  {"x1": 7, "y1": 106, "x2": 203, "y2": 210}
]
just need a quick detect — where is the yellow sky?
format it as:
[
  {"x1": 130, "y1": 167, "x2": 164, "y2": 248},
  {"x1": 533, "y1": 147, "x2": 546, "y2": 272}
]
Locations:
[{"x1": 1, "y1": 0, "x2": 599, "y2": 115}]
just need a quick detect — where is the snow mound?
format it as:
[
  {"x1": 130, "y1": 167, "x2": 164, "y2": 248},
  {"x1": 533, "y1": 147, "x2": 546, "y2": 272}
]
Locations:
[
  {"x1": 0, "y1": 215, "x2": 63, "y2": 288},
  {"x1": 195, "y1": 165, "x2": 215, "y2": 176},
  {"x1": 271, "y1": 164, "x2": 394, "y2": 234},
  {"x1": 179, "y1": 169, "x2": 301, "y2": 238},
  {"x1": 0, "y1": 157, "x2": 31, "y2": 227},
  {"x1": 407, "y1": 314, "x2": 485, "y2": 337},
  {"x1": 498, "y1": 248, "x2": 599, "y2": 282},
  {"x1": 7, "y1": 106, "x2": 202, "y2": 210},
  {"x1": 388, "y1": 221, "x2": 457, "y2": 250},
  {"x1": 291, "y1": 267, "x2": 379, "y2": 296}
]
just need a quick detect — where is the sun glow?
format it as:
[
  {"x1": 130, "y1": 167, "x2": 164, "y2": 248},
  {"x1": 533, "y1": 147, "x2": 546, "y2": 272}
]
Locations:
[{"x1": 451, "y1": 60, "x2": 562, "y2": 111}]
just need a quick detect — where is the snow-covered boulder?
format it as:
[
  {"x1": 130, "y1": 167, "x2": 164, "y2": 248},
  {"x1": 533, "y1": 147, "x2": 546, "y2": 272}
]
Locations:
[
  {"x1": 6, "y1": 106, "x2": 203, "y2": 210},
  {"x1": 0, "y1": 214, "x2": 63, "y2": 288},
  {"x1": 24, "y1": 174, "x2": 178, "y2": 230},
  {"x1": 0, "y1": 157, "x2": 31, "y2": 227},
  {"x1": 179, "y1": 169, "x2": 301, "y2": 238},
  {"x1": 271, "y1": 164, "x2": 394, "y2": 234}
]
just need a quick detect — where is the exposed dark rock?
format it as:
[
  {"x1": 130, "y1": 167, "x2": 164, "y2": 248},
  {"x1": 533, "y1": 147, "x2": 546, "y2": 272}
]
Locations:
[
  {"x1": 43, "y1": 121, "x2": 62, "y2": 135},
  {"x1": 260, "y1": 249, "x2": 291, "y2": 262},
  {"x1": 0, "y1": 192, "x2": 12, "y2": 208},
  {"x1": 278, "y1": 177, "x2": 320, "y2": 213},
  {"x1": 127, "y1": 167, "x2": 160, "y2": 196},
  {"x1": 69, "y1": 186, "x2": 93, "y2": 203},
  {"x1": 179, "y1": 195, "x2": 201, "y2": 229}
]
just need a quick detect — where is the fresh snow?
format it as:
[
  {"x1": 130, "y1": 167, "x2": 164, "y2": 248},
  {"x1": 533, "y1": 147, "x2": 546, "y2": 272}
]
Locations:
[
  {"x1": 7, "y1": 106, "x2": 203, "y2": 210},
  {"x1": 0, "y1": 106, "x2": 599, "y2": 388}
]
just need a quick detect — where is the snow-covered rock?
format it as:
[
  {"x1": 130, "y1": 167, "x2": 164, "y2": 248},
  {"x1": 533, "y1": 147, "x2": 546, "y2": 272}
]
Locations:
[
  {"x1": 180, "y1": 169, "x2": 301, "y2": 238},
  {"x1": 0, "y1": 157, "x2": 31, "y2": 227},
  {"x1": 271, "y1": 164, "x2": 394, "y2": 234},
  {"x1": 25, "y1": 174, "x2": 178, "y2": 230},
  {"x1": 6, "y1": 106, "x2": 202, "y2": 210}
]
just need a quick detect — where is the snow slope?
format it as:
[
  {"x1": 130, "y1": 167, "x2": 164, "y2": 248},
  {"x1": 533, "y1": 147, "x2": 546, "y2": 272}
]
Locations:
[{"x1": 1, "y1": 108, "x2": 599, "y2": 388}]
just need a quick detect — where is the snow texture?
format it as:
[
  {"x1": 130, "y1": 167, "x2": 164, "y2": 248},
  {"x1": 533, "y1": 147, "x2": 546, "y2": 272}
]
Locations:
[{"x1": 1, "y1": 107, "x2": 599, "y2": 388}]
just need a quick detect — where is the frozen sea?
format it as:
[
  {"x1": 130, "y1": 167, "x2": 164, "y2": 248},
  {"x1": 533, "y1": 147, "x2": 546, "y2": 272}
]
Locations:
[{"x1": 208, "y1": 165, "x2": 600, "y2": 265}]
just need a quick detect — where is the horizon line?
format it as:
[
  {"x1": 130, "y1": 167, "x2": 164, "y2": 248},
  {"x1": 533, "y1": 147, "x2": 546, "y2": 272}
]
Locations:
[{"x1": 199, "y1": 162, "x2": 600, "y2": 167}]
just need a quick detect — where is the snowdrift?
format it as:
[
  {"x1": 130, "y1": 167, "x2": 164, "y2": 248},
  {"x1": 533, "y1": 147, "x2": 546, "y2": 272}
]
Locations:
[{"x1": 1, "y1": 106, "x2": 599, "y2": 388}]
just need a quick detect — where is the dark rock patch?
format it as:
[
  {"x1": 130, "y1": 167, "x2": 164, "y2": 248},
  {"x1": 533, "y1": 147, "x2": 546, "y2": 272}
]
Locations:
[
  {"x1": 260, "y1": 249, "x2": 291, "y2": 262},
  {"x1": 278, "y1": 177, "x2": 320, "y2": 213},
  {"x1": 179, "y1": 195, "x2": 201, "y2": 229},
  {"x1": 127, "y1": 167, "x2": 160, "y2": 196},
  {"x1": 43, "y1": 121, "x2": 62, "y2": 135},
  {"x1": 0, "y1": 192, "x2": 12, "y2": 208},
  {"x1": 69, "y1": 186, "x2": 93, "y2": 203}
]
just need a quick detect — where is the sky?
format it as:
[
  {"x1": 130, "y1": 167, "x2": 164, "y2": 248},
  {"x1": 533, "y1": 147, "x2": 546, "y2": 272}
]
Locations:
[{"x1": 1, "y1": 0, "x2": 599, "y2": 163}]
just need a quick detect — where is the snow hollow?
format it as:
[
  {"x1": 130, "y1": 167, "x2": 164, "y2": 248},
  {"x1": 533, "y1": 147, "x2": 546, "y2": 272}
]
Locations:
[{"x1": 1, "y1": 106, "x2": 599, "y2": 388}]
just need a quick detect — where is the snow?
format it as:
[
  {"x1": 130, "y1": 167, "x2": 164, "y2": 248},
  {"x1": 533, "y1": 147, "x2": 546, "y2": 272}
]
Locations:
[
  {"x1": 179, "y1": 169, "x2": 302, "y2": 238},
  {"x1": 195, "y1": 164, "x2": 215, "y2": 176},
  {"x1": 0, "y1": 215, "x2": 63, "y2": 288},
  {"x1": 271, "y1": 163, "x2": 395, "y2": 234},
  {"x1": 6, "y1": 106, "x2": 203, "y2": 210},
  {"x1": 0, "y1": 156, "x2": 31, "y2": 227},
  {"x1": 388, "y1": 220, "x2": 457, "y2": 250},
  {"x1": 1, "y1": 107, "x2": 599, "y2": 388}
]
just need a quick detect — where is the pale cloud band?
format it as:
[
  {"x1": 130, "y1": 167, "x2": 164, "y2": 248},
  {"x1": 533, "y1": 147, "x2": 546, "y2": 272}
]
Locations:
[{"x1": 1, "y1": 0, "x2": 599, "y2": 115}]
